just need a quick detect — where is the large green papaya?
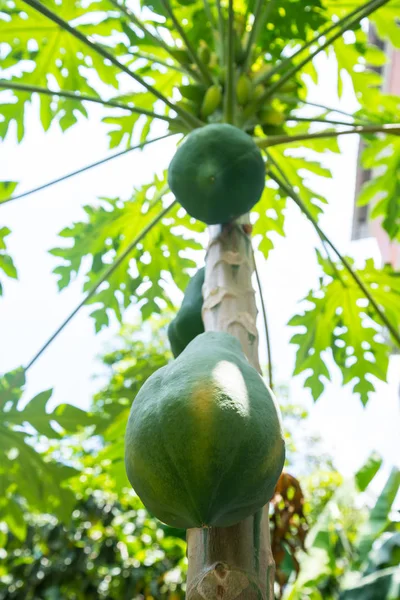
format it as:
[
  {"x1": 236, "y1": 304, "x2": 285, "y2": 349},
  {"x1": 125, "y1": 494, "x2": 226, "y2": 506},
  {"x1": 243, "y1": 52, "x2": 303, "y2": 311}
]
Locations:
[
  {"x1": 168, "y1": 123, "x2": 266, "y2": 224},
  {"x1": 125, "y1": 331, "x2": 285, "y2": 529},
  {"x1": 168, "y1": 268, "x2": 205, "y2": 357}
]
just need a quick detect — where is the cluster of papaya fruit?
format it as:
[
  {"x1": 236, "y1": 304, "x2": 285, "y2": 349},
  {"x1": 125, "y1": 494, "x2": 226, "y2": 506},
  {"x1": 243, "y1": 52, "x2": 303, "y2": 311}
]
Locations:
[{"x1": 171, "y1": 36, "x2": 298, "y2": 136}]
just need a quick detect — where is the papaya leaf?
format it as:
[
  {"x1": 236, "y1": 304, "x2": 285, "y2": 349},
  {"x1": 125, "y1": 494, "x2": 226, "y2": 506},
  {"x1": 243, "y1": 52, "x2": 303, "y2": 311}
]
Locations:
[
  {"x1": 357, "y1": 135, "x2": 400, "y2": 241},
  {"x1": 0, "y1": 226, "x2": 18, "y2": 296},
  {"x1": 266, "y1": 146, "x2": 333, "y2": 221},
  {"x1": 289, "y1": 252, "x2": 400, "y2": 404},
  {"x1": 339, "y1": 566, "x2": 400, "y2": 600},
  {"x1": 356, "y1": 468, "x2": 400, "y2": 563},
  {"x1": 252, "y1": 180, "x2": 287, "y2": 260},
  {"x1": 355, "y1": 452, "x2": 383, "y2": 492},
  {"x1": 0, "y1": 369, "x2": 100, "y2": 532},
  {"x1": 0, "y1": 181, "x2": 18, "y2": 202},
  {"x1": 50, "y1": 173, "x2": 205, "y2": 331}
]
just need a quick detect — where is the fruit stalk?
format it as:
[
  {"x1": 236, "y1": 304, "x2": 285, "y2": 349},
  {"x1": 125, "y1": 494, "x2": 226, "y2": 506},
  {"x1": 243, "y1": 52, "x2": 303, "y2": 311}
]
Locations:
[{"x1": 186, "y1": 216, "x2": 274, "y2": 600}]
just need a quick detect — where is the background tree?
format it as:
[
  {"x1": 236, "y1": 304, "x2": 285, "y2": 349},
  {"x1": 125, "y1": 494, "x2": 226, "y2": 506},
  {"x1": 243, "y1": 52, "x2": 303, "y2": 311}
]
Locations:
[{"x1": 1, "y1": 0, "x2": 400, "y2": 597}]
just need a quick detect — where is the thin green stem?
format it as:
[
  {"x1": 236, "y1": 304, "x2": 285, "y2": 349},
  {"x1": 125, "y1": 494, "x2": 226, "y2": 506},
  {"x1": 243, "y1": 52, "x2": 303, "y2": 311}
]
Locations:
[
  {"x1": 258, "y1": 0, "x2": 390, "y2": 103},
  {"x1": 159, "y1": 0, "x2": 213, "y2": 85},
  {"x1": 257, "y1": 124, "x2": 400, "y2": 148},
  {"x1": 254, "y1": 0, "x2": 389, "y2": 87},
  {"x1": 289, "y1": 116, "x2": 366, "y2": 127},
  {"x1": 276, "y1": 95, "x2": 372, "y2": 124},
  {"x1": 202, "y1": 0, "x2": 216, "y2": 30},
  {"x1": 25, "y1": 199, "x2": 177, "y2": 371},
  {"x1": 2, "y1": 134, "x2": 175, "y2": 206},
  {"x1": 267, "y1": 170, "x2": 400, "y2": 348},
  {"x1": 22, "y1": 0, "x2": 202, "y2": 129},
  {"x1": 254, "y1": 256, "x2": 274, "y2": 390},
  {"x1": 242, "y1": 0, "x2": 275, "y2": 72},
  {"x1": 224, "y1": 0, "x2": 235, "y2": 124},
  {"x1": 216, "y1": 0, "x2": 225, "y2": 64},
  {"x1": 128, "y1": 49, "x2": 187, "y2": 74},
  {"x1": 109, "y1": 0, "x2": 198, "y2": 80},
  {"x1": 0, "y1": 80, "x2": 176, "y2": 122}
]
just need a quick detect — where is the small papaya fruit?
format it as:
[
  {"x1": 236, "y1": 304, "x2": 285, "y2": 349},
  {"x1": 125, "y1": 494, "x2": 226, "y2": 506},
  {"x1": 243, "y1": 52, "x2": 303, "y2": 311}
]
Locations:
[
  {"x1": 259, "y1": 106, "x2": 285, "y2": 126},
  {"x1": 125, "y1": 331, "x2": 285, "y2": 529},
  {"x1": 168, "y1": 268, "x2": 205, "y2": 357},
  {"x1": 198, "y1": 41, "x2": 211, "y2": 65},
  {"x1": 278, "y1": 80, "x2": 298, "y2": 93},
  {"x1": 200, "y1": 84, "x2": 222, "y2": 118},
  {"x1": 236, "y1": 74, "x2": 253, "y2": 105},
  {"x1": 253, "y1": 83, "x2": 265, "y2": 100}
]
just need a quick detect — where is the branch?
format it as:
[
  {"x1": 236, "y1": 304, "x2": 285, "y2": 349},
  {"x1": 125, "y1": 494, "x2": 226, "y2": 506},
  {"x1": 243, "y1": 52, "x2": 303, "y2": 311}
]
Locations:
[
  {"x1": 254, "y1": 0, "x2": 388, "y2": 87},
  {"x1": 276, "y1": 95, "x2": 372, "y2": 124},
  {"x1": 254, "y1": 255, "x2": 274, "y2": 390},
  {"x1": 21, "y1": 0, "x2": 202, "y2": 129},
  {"x1": 258, "y1": 0, "x2": 390, "y2": 103},
  {"x1": 202, "y1": 0, "x2": 216, "y2": 31},
  {"x1": 257, "y1": 124, "x2": 400, "y2": 148},
  {"x1": 267, "y1": 170, "x2": 400, "y2": 348},
  {"x1": 0, "y1": 80, "x2": 176, "y2": 123},
  {"x1": 224, "y1": 0, "x2": 235, "y2": 124},
  {"x1": 242, "y1": 0, "x2": 275, "y2": 71},
  {"x1": 290, "y1": 116, "x2": 367, "y2": 127},
  {"x1": 110, "y1": 0, "x2": 200, "y2": 82},
  {"x1": 216, "y1": 0, "x2": 225, "y2": 63},
  {"x1": 2, "y1": 133, "x2": 175, "y2": 206},
  {"x1": 127, "y1": 49, "x2": 187, "y2": 74},
  {"x1": 25, "y1": 198, "x2": 177, "y2": 371},
  {"x1": 159, "y1": 0, "x2": 214, "y2": 85}
]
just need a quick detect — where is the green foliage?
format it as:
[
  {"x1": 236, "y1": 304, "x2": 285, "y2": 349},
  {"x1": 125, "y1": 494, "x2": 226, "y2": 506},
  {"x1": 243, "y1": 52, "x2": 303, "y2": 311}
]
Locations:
[
  {"x1": 355, "y1": 451, "x2": 383, "y2": 492},
  {"x1": 0, "y1": 484, "x2": 187, "y2": 600},
  {"x1": 50, "y1": 174, "x2": 204, "y2": 330},
  {"x1": 0, "y1": 368, "x2": 100, "y2": 535},
  {"x1": 358, "y1": 130, "x2": 400, "y2": 242},
  {"x1": 0, "y1": 227, "x2": 17, "y2": 295},
  {"x1": 283, "y1": 457, "x2": 400, "y2": 600},
  {"x1": 0, "y1": 182, "x2": 17, "y2": 203},
  {"x1": 289, "y1": 252, "x2": 400, "y2": 404}
]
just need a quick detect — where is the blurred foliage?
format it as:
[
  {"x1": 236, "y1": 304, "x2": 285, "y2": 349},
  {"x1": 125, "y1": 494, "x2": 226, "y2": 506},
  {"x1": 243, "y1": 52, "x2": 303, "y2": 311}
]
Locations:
[{"x1": 1, "y1": 322, "x2": 398, "y2": 599}]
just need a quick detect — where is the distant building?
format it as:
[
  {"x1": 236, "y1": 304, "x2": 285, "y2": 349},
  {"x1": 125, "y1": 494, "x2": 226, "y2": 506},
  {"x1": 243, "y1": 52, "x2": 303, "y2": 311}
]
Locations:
[{"x1": 351, "y1": 29, "x2": 400, "y2": 270}]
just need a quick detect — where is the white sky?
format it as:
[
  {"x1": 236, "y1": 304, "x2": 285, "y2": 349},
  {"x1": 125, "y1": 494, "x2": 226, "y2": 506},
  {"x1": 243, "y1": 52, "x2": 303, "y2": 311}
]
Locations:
[{"x1": 1, "y1": 51, "x2": 399, "y2": 495}]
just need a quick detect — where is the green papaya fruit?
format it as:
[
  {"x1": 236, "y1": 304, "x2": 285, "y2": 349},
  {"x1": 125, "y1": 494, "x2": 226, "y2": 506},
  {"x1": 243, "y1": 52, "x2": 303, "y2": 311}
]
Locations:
[
  {"x1": 236, "y1": 74, "x2": 253, "y2": 105},
  {"x1": 198, "y1": 41, "x2": 211, "y2": 65},
  {"x1": 168, "y1": 123, "x2": 265, "y2": 224},
  {"x1": 200, "y1": 84, "x2": 222, "y2": 118},
  {"x1": 259, "y1": 106, "x2": 285, "y2": 126},
  {"x1": 168, "y1": 268, "x2": 205, "y2": 357},
  {"x1": 125, "y1": 331, "x2": 285, "y2": 529}
]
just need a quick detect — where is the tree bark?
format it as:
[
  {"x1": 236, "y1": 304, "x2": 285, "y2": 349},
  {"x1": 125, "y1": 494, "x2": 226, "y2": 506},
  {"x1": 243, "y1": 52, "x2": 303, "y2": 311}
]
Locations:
[{"x1": 186, "y1": 218, "x2": 275, "y2": 600}]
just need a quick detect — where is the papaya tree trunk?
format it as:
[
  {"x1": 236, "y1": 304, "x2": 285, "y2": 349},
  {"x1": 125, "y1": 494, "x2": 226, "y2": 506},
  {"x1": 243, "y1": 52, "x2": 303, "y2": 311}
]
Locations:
[{"x1": 186, "y1": 218, "x2": 275, "y2": 600}]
